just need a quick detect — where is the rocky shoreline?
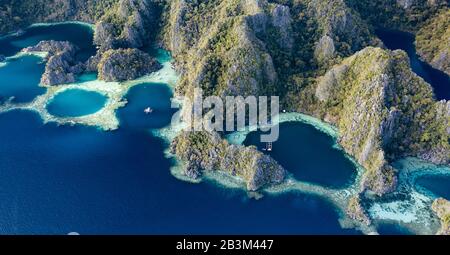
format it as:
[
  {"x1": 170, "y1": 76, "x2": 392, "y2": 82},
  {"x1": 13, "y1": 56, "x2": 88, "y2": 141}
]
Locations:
[
  {"x1": 170, "y1": 131, "x2": 286, "y2": 191},
  {"x1": 432, "y1": 198, "x2": 450, "y2": 235},
  {"x1": 23, "y1": 40, "x2": 84, "y2": 86}
]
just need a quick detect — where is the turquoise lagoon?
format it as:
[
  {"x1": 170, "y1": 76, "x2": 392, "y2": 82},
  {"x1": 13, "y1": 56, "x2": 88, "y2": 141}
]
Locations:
[
  {"x1": 46, "y1": 89, "x2": 107, "y2": 117},
  {"x1": 117, "y1": 83, "x2": 176, "y2": 129},
  {"x1": 243, "y1": 121, "x2": 357, "y2": 188}
]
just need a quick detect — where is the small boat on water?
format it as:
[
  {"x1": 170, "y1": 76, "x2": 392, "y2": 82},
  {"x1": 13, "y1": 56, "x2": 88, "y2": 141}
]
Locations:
[
  {"x1": 144, "y1": 107, "x2": 153, "y2": 114},
  {"x1": 262, "y1": 142, "x2": 273, "y2": 152}
]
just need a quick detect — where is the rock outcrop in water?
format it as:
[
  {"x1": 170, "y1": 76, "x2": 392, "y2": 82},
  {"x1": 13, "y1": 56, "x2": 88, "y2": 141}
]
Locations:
[
  {"x1": 432, "y1": 198, "x2": 450, "y2": 235},
  {"x1": 97, "y1": 48, "x2": 161, "y2": 82},
  {"x1": 23, "y1": 40, "x2": 84, "y2": 85},
  {"x1": 346, "y1": 196, "x2": 371, "y2": 225},
  {"x1": 416, "y1": 8, "x2": 450, "y2": 76},
  {"x1": 171, "y1": 131, "x2": 286, "y2": 191},
  {"x1": 315, "y1": 47, "x2": 449, "y2": 195}
]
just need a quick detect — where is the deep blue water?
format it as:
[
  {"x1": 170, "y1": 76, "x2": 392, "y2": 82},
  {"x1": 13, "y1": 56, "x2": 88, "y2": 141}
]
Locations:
[
  {"x1": 117, "y1": 83, "x2": 177, "y2": 129},
  {"x1": 0, "y1": 55, "x2": 46, "y2": 103},
  {"x1": 0, "y1": 23, "x2": 95, "y2": 62},
  {"x1": 415, "y1": 175, "x2": 450, "y2": 200},
  {"x1": 243, "y1": 121, "x2": 357, "y2": 188},
  {"x1": 0, "y1": 110, "x2": 360, "y2": 234},
  {"x1": 0, "y1": 23, "x2": 361, "y2": 234},
  {"x1": 376, "y1": 30, "x2": 450, "y2": 100},
  {"x1": 46, "y1": 89, "x2": 107, "y2": 117}
]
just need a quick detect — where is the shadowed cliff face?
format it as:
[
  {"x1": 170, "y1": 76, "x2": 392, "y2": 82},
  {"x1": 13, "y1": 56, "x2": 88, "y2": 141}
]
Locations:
[{"x1": 93, "y1": 0, "x2": 162, "y2": 50}]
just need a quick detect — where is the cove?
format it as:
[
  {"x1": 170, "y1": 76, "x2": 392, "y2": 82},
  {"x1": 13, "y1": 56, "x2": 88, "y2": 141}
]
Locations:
[
  {"x1": 243, "y1": 121, "x2": 357, "y2": 188},
  {"x1": 46, "y1": 89, "x2": 107, "y2": 117},
  {"x1": 117, "y1": 83, "x2": 177, "y2": 130},
  {"x1": 0, "y1": 55, "x2": 46, "y2": 103},
  {"x1": 415, "y1": 175, "x2": 450, "y2": 200},
  {"x1": 0, "y1": 110, "x2": 359, "y2": 234},
  {"x1": 0, "y1": 23, "x2": 95, "y2": 62},
  {"x1": 376, "y1": 29, "x2": 450, "y2": 100}
]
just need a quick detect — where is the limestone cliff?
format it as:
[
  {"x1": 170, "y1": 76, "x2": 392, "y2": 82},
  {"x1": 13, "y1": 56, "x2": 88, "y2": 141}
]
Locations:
[
  {"x1": 93, "y1": 0, "x2": 161, "y2": 50},
  {"x1": 307, "y1": 0, "x2": 381, "y2": 63},
  {"x1": 432, "y1": 198, "x2": 450, "y2": 235},
  {"x1": 170, "y1": 131, "x2": 286, "y2": 191},
  {"x1": 315, "y1": 47, "x2": 449, "y2": 195},
  {"x1": 97, "y1": 48, "x2": 161, "y2": 81},
  {"x1": 164, "y1": 0, "x2": 278, "y2": 98},
  {"x1": 23, "y1": 40, "x2": 84, "y2": 85},
  {"x1": 164, "y1": 0, "x2": 382, "y2": 106}
]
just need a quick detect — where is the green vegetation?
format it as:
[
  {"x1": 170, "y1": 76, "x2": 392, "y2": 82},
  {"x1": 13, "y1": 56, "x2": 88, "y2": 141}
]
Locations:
[
  {"x1": 432, "y1": 198, "x2": 450, "y2": 235},
  {"x1": 0, "y1": 0, "x2": 119, "y2": 34},
  {"x1": 164, "y1": 0, "x2": 277, "y2": 99},
  {"x1": 416, "y1": 8, "x2": 450, "y2": 75},
  {"x1": 346, "y1": 0, "x2": 448, "y2": 32},
  {"x1": 171, "y1": 131, "x2": 285, "y2": 190},
  {"x1": 314, "y1": 47, "x2": 449, "y2": 194},
  {"x1": 97, "y1": 48, "x2": 160, "y2": 81},
  {"x1": 1, "y1": 0, "x2": 448, "y2": 195}
]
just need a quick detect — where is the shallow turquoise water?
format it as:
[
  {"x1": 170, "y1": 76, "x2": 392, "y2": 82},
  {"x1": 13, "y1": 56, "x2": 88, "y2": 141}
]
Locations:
[
  {"x1": 0, "y1": 55, "x2": 46, "y2": 103},
  {"x1": 244, "y1": 121, "x2": 357, "y2": 188},
  {"x1": 46, "y1": 89, "x2": 107, "y2": 117}
]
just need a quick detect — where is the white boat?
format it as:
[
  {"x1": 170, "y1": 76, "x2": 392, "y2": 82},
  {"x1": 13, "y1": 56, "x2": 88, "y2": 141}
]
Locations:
[{"x1": 144, "y1": 107, "x2": 153, "y2": 114}]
